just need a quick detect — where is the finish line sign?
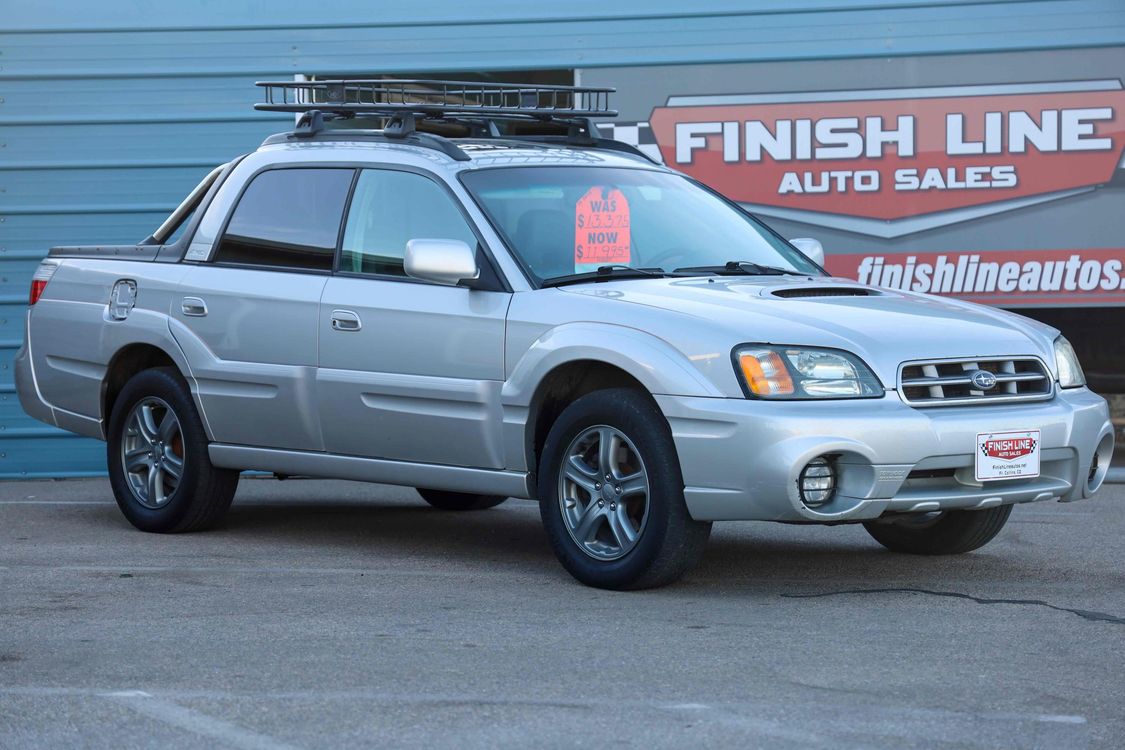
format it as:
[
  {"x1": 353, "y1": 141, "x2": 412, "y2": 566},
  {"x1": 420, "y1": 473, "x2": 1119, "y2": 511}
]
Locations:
[{"x1": 649, "y1": 81, "x2": 1125, "y2": 221}]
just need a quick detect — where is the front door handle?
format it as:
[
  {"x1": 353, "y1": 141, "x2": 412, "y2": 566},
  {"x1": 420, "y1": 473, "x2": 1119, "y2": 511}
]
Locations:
[
  {"x1": 330, "y1": 309, "x2": 362, "y2": 332},
  {"x1": 181, "y1": 297, "x2": 207, "y2": 317}
]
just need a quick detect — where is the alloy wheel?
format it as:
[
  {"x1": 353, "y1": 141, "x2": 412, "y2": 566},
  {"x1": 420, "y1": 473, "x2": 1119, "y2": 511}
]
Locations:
[
  {"x1": 558, "y1": 425, "x2": 650, "y2": 561},
  {"x1": 121, "y1": 397, "x2": 185, "y2": 509}
]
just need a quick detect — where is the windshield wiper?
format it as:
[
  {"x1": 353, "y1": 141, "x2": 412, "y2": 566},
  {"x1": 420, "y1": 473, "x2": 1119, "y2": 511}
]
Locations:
[
  {"x1": 541, "y1": 265, "x2": 665, "y2": 288},
  {"x1": 674, "y1": 261, "x2": 805, "y2": 276}
]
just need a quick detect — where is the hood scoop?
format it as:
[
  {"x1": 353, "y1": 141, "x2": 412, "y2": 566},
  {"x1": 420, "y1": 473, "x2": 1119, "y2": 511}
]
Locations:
[{"x1": 769, "y1": 286, "x2": 879, "y2": 299}]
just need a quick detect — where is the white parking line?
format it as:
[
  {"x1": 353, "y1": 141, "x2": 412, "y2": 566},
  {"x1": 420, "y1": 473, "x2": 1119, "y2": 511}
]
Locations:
[
  {"x1": 1037, "y1": 714, "x2": 1088, "y2": 724},
  {"x1": 1, "y1": 563, "x2": 539, "y2": 581},
  {"x1": 0, "y1": 500, "x2": 114, "y2": 505},
  {"x1": 102, "y1": 690, "x2": 304, "y2": 750}
]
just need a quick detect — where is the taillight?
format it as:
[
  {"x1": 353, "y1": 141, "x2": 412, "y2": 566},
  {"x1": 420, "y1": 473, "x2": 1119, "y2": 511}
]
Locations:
[
  {"x1": 29, "y1": 262, "x2": 58, "y2": 306},
  {"x1": 29, "y1": 280, "x2": 48, "y2": 305}
]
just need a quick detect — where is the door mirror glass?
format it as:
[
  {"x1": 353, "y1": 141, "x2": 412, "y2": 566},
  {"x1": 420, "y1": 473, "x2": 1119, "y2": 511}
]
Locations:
[
  {"x1": 405, "y1": 239, "x2": 480, "y2": 286},
  {"x1": 789, "y1": 237, "x2": 825, "y2": 267}
]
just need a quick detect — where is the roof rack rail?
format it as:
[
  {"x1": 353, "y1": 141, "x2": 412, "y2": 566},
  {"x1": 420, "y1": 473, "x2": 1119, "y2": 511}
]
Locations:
[
  {"x1": 287, "y1": 109, "x2": 472, "y2": 160},
  {"x1": 256, "y1": 78, "x2": 616, "y2": 121}
]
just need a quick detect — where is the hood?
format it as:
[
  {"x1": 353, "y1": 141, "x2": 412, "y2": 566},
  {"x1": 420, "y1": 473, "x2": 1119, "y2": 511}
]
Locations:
[{"x1": 562, "y1": 276, "x2": 1059, "y2": 386}]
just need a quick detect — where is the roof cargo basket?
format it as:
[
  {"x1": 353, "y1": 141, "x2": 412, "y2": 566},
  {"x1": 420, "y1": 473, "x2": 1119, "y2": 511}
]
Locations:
[
  {"x1": 256, "y1": 78, "x2": 616, "y2": 120},
  {"x1": 253, "y1": 78, "x2": 652, "y2": 162}
]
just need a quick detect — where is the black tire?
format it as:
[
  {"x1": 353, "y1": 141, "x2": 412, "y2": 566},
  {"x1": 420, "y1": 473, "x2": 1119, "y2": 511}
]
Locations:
[
  {"x1": 417, "y1": 488, "x2": 507, "y2": 511},
  {"x1": 538, "y1": 388, "x2": 711, "y2": 590},
  {"x1": 107, "y1": 367, "x2": 239, "y2": 533},
  {"x1": 862, "y1": 505, "x2": 1013, "y2": 555}
]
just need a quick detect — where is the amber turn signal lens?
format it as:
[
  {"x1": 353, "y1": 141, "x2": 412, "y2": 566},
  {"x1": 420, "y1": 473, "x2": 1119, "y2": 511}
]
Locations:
[{"x1": 739, "y1": 351, "x2": 795, "y2": 396}]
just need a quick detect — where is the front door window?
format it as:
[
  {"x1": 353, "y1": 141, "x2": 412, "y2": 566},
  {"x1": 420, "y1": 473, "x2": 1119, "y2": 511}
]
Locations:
[{"x1": 340, "y1": 169, "x2": 478, "y2": 277}]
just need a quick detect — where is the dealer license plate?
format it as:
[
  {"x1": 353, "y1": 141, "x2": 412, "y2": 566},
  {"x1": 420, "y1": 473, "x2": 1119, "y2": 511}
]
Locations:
[{"x1": 975, "y1": 429, "x2": 1041, "y2": 482}]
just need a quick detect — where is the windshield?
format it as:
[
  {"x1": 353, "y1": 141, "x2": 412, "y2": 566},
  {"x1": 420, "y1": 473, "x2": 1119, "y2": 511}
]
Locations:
[{"x1": 461, "y1": 166, "x2": 822, "y2": 284}]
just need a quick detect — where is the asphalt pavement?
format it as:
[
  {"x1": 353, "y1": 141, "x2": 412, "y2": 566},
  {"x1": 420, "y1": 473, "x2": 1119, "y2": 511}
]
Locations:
[{"x1": 2, "y1": 477, "x2": 1123, "y2": 749}]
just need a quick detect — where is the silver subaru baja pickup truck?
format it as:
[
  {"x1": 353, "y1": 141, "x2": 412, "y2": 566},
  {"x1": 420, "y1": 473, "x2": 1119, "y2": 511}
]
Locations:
[{"x1": 16, "y1": 80, "x2": 1114, "y2": 589}]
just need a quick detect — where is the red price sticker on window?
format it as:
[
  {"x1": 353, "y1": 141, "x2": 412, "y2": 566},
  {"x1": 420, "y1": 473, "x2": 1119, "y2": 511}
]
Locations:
[{"x1": 575, "y1": 187, "x2": 631, "y2": 265}]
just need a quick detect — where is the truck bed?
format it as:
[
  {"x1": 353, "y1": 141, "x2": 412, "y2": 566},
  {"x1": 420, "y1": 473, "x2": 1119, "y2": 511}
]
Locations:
[{"x1": 47, "y1": 244, "x2": 162, "y2": 261}]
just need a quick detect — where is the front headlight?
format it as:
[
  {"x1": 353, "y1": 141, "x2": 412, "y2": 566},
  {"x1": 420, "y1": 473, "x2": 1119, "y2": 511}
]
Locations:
[
  {"x1": 1054, "y1": 335, "x2": 1086, "y2": 388},
  {"x1": 733, "y1": 345, "x2": 883, "y2": 399}
]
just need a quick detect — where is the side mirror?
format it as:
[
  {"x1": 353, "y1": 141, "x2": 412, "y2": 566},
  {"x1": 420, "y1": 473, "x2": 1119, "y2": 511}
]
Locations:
[
  {"x1": 404, "y1": 239, "x2": 480, "y2": 286},
  {"x1": 789, "y1": 237, "x2": 825, "y2": 267}
]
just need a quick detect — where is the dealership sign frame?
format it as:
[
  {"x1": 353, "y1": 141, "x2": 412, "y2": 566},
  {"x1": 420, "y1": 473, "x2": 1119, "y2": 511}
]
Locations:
[{"x1": 615, "y1": 79, "x2": 1125, "y2": 307}]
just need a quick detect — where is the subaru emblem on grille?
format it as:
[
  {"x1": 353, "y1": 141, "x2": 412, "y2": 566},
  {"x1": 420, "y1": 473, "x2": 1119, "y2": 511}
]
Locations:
[{"x1": 970, "y1": 370, "x2": 998, "y2": 390}]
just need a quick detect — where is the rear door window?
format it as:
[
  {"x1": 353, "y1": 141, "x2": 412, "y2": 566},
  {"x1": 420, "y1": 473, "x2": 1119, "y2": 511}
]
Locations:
[{"x1": 215, "y1": 168, "x2": 354, "y2": 271}]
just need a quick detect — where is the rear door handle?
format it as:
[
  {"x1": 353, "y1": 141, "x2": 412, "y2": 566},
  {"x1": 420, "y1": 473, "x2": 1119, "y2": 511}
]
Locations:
[
  {"x1": 181, "y1": 297, "x2": 207, "y2": 317},
  {"x1": 330, "y1": 309, "x2": 362, "y2": 331}
]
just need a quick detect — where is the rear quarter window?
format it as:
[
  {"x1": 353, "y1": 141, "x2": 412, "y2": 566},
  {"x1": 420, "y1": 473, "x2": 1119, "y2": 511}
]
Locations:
[{"x1": 215, "y1": 168, "x2": 354, "y2": 271}]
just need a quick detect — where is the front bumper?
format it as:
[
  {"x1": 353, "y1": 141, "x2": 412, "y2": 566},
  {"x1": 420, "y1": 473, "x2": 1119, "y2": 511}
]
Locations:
[{"x1": 656, "y1": 388, "x2": 1114, "y2": 522}]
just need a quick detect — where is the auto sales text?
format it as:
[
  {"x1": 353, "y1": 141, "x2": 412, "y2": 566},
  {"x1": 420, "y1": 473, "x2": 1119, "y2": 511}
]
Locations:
[{"x1": 674, "y1": 108, "x2": 1114, "y2": 194}]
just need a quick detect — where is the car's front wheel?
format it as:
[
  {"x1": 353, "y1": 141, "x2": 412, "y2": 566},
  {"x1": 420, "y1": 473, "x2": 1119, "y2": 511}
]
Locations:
[
  {"x1": 538, "y1": 388, "x2": 711, "y2": 590},
  {"x1": 862, "y1": 505, "x2": 1013, "y2": 555},
  {"x1": 107, "y1": 367, "x2": 239, "y2": 533}
]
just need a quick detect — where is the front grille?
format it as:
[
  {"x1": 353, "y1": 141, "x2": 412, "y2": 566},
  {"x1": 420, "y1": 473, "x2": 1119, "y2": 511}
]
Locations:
[{"x1": 899, "y1": 357, "x2": 1053, "y2": 406}]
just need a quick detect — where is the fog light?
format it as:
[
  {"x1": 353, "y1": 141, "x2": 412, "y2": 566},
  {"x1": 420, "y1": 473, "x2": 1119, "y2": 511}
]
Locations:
[{"x1": 799, "y1": 457, "x2": 836, "y2": 508}]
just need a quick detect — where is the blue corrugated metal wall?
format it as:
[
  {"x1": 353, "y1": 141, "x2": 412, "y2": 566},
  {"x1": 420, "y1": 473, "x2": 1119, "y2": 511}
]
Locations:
[{"x1": 3, "y1": 1, "x2": 1124, "y2": 477}]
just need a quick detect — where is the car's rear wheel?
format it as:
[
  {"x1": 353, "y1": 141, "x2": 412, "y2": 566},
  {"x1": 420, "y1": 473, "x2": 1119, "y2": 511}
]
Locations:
[
  {"x1": 862, "y1": 505, "x2": 1013, "y2": 555},
  {"x1": 538, "y1": 388, "x2": 711, "y2": 590},
  {"x1": 416, "y1": 488, "x2": 507, "y2": 511},
  {"x1": 107, "y1": 367, "x2": 239, "y2": 532}
]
